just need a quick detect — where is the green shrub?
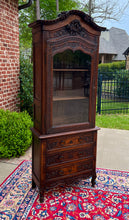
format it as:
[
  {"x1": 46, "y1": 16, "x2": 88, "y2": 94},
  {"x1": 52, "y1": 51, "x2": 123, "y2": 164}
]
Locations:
[
  {"x1": 115, "y1": 70, "x2": 129, "y2": 97},
  {"x1": 18, "y1": 55, "x2": 33, "y2": 116},
  {"x1": 98, "y1": 61, "x2": 126, "y2": 79},
  {"x1": 99, "y1": 60, "x2": 126, "y2": 71},
  {"x1": 0, "y1": 109, "x2": 33, "y2": 158}
]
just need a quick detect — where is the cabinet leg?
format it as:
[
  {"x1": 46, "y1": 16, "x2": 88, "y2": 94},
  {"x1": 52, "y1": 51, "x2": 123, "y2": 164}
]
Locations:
[
  {"x1": 39, "y1": 189, "x2": 44, "y2": 203},
  {"x1": 32, "y1": 179, "x2": 36, "y2": 189},
  {"x1": 91, "y1": 173, "x2": 96, "y2": 187}
]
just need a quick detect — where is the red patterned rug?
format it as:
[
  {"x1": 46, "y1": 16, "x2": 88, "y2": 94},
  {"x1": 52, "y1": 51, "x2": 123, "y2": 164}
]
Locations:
[{"x1": 0, "y1": 161, "x2": 129, "y2": 220}]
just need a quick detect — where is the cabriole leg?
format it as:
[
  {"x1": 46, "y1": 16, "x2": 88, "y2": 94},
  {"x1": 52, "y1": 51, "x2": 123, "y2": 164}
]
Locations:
[
  {"x1": 32, "y1": 179, "x2": 36, "y2": 189},
  {"x1": 39, "y1": 189, "x2": 44, "y2": 203},
  {"x1": 91, "y1": 172, "x2": 96, "y2": 187}
]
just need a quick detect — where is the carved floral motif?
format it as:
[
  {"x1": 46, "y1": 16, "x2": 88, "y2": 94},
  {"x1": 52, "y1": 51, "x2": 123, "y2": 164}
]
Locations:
[
  {"x1": 47, "y1": 36, "x2": 97, "y2": 58},
  {"x1": 47, "y1": 134, "x2": 94, "y2": 150},
  {"x1": 66, "y1": 20, "x2": 82, "y2": 36},
  {"x1": 58, "y1": 11, "x2": 94, "y2": 23},
  {"x1": 50, "y1": 20, "x2": 98, "y2": 43},
  {"x1": 47, "y1": 145, "x2": 93, "y2": 165},
  {"x1": 47, "y1": 160, "x2": 93, "y2": 179}
]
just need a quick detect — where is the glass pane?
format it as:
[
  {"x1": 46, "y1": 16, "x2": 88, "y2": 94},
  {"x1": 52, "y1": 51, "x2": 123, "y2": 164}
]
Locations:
[{"x1": 53, "y1": 50, "x2": 91, "y2": 126}]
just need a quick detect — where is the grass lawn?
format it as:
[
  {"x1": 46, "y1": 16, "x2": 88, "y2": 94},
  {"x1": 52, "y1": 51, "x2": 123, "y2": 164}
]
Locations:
[
  {"x1": 97, "y1": 98, "x2": 129, "y2": 114},
  {"x1": 96, "y1": 114, "x2": 129, "y2": 130},
  {"x1": 101, "y1": 100, "x2": 129, "y2": 114}
]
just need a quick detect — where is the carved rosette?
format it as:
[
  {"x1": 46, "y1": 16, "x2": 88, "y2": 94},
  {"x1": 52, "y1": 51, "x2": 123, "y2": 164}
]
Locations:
[{"x1": 66, "y1": 20, "x2": 82, "y2": 36}]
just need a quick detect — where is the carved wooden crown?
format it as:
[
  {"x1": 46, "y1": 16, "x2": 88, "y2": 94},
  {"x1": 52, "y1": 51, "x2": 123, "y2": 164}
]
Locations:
[{"x1": 29, "y1": 10, "x2": 106, "y2": 32}]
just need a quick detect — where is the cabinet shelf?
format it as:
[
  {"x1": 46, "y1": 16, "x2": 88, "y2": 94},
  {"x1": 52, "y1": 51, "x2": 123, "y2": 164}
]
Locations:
[
  {"x1": 53, "y1": 69, "x2": 89, "y2": 72},
  {"x1": 53, "y1": 96, "x2": 88, "y2": 101}
]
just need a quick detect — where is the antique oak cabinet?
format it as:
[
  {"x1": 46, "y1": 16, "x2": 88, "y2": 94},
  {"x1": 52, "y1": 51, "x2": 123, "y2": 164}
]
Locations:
[{"x1": 29, "y1": 10, "x2": 105, "y2": 202}]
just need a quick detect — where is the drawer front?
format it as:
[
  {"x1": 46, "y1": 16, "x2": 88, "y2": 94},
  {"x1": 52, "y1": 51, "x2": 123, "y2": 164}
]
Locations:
[
  {"x1": 46, "y1": 144, "x2": 94, "y2": 165},
  {"x1": 47, "y1": 133, "x2": 94, "y2": 151},
  {"x1": 46, "y1": 159, "x2": 93, "y2": 179}
]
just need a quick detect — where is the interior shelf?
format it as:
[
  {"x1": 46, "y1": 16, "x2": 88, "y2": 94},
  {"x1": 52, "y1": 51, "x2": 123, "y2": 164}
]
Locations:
[
  {"x1": 53, "y1": 69, "x2": 89, "y2": 72},
  {"x1": 53, "y1": 96, "x2": 88, "y2": 101}
]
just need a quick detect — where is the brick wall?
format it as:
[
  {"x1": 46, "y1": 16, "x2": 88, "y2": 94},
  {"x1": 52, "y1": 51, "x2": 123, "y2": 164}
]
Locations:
[{"x1": 0, "y1": 0, "x2": 20, "y2": 111}]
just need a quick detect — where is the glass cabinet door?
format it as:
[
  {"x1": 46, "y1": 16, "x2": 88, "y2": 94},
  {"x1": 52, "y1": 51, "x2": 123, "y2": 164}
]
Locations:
[{"x1": 53, "y1": 50, "x2": 91, "y2": 126}]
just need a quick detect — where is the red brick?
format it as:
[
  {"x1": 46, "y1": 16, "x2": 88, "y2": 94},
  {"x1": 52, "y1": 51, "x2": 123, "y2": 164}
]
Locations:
[{"x1": 0, "y1": 0, "x2": 20, "y2": 112}]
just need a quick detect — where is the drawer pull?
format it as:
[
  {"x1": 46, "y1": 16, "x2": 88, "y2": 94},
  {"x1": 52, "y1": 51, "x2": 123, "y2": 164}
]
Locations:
[
  {"x1": 59, "y1": 170, "x2": 64, "y2": 176},
  {"x1": 58, "y1": 155, "x2": 64, "y2": 160},
  {"x1": 68, "y1": 168, "x2": 72, "y2": 173},
  {"x1": 60, "y1": 140, "x2": 65, "y2": 146},
  {"x1": 78, "y1": 152, "x2": 84, "y2": 157},
  {"x1": 78, "y1": 137, "x2": 83, "y2": 143}
]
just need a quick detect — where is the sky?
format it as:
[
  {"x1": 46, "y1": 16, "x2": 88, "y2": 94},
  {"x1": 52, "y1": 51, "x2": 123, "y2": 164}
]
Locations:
[{"x1": 102, "y1": 2, "x2": 129, "y2": 35}]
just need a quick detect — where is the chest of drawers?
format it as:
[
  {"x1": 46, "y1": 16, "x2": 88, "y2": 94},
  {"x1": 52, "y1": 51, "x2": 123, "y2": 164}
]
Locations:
[{"x1": 32, "y1": 127, "x2": 98, "y2": 202}]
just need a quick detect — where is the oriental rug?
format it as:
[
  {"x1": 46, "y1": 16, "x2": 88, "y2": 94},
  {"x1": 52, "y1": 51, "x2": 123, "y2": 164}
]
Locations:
[{"x1": 0, "y1": 161, "x2": 129, "y2": 220}]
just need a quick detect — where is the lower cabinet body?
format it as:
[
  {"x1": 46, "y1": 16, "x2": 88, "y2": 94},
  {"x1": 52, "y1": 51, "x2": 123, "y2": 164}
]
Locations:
[{"x1": 31, "y1": 128, "x2": 98, "y2": 203}]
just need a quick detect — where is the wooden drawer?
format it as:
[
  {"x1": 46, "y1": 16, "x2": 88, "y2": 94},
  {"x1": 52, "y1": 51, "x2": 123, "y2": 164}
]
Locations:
[
  {"x1": 47, "y1": 132, "x2": 94, "y2": 151},
  {"x1": 46, "y1": 144, "x2": 94, "y2": 165},
  {"x1": 46, "y1": 158, "x2": 93, "y2": 179}
]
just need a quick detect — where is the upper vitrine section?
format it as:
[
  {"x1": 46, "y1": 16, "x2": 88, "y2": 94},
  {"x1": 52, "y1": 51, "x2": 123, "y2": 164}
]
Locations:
[{"x1": 29, "y1": 10, "x2": 106, "y2": 134}]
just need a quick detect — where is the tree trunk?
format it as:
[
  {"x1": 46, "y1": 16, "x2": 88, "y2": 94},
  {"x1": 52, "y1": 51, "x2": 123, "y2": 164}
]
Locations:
[
  {"x1": 36, "y1": 0, "x2": 40, "y2": 20},
  {"x1": 88, "y1": 0, "x2": 92, "y2": 17},
  {"x1": 56, "y1": 0, "x2": 59, "y2": 12}
]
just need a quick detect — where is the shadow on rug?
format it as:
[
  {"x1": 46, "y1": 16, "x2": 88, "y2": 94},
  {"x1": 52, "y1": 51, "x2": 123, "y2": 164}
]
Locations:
[{"x1": 0, "y1": 160, "x2": 129, "y2": 219}]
